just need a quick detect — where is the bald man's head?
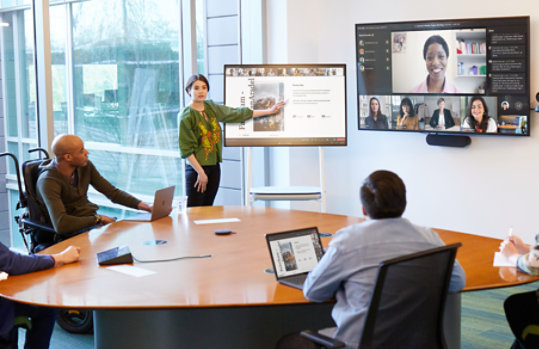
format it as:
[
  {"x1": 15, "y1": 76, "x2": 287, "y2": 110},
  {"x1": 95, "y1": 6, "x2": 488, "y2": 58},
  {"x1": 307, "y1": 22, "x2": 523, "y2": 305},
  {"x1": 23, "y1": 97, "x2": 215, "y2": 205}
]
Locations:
[{"x1": 52, "y1": 134, "x2": 89, "y2": 167}]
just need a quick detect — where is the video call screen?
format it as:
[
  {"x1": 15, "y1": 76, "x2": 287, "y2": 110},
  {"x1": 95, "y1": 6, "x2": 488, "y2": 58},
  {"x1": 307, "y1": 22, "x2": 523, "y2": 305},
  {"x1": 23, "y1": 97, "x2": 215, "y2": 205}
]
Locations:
[
  {"x1": 224, "y1": 64, "x2": 347, "y2": 146},
  {"x1": 356, "y1": 16, "x2": 530, "y2": 136}
]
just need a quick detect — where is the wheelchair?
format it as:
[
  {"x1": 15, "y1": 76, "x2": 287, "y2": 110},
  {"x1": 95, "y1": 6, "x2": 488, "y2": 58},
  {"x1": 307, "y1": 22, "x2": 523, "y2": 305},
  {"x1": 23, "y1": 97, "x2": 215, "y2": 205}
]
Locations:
[{"x1": 0, "y1": 148, "x2": 94, "y2": 334}]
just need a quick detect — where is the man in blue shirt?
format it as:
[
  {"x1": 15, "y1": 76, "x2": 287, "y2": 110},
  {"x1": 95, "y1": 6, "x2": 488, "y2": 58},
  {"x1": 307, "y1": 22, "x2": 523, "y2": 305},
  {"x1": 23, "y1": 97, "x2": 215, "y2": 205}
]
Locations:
[
  {"x1": 278, "y1": 170, "x2": 466, "y2": 349},
  {"x1": 0, "y1": 242, "x2": 80, "y2": 348}
]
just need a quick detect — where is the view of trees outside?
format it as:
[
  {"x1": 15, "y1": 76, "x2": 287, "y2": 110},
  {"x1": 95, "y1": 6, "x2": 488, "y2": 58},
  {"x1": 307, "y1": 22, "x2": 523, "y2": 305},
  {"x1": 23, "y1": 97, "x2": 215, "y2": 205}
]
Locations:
[
  {"x1": 1, "y1": 0, "x2": 186, "y2": 247},
  {"x1": 56, "y1": 0, "x2": 183, "y2": 197}
]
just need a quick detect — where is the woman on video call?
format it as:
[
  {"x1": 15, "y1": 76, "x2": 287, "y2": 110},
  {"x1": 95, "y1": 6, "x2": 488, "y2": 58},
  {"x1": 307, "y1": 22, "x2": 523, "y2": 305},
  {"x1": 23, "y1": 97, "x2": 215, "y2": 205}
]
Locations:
[
  {"x1": 396, "y1": 98, "x2": 419, "y2": 130},
  {"x1": 179, "y1": 74, "x2": 285, "y2": 207},
  {"x1": 429, "y1": 98, "x2": 455, "y2": 130},
  {"x1": 462, "y1": 96, "x2": 497, "y2": 133},
  {"x1": 365, "y1": 97, "x2": 389, "y2": 129},
  {"x1": 411, "y1": 35, "x2": 461, "y2": 93}
]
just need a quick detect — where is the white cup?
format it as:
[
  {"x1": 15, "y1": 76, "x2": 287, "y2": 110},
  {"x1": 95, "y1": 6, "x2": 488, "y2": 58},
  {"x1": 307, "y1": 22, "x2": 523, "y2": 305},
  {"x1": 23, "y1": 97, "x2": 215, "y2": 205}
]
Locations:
[{"x1": 177, "y1": 196, "x2": 188, "y2": 213}]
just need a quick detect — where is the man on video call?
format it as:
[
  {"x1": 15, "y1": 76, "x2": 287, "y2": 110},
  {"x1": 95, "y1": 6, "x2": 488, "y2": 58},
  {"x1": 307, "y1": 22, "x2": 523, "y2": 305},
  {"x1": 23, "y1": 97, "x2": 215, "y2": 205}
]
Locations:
[
  {"x1": 277, "y1": 170, "x2": 466, "y2": 349},
  {"x1": 36, "y1": 134, "x2": 151, "y2": 238}
]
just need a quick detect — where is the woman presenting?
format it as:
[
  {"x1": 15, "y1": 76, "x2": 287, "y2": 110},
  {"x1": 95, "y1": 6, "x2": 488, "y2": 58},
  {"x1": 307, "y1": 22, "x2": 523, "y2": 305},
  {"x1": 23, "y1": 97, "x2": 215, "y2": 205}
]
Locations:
[
  {"x1": 429, "y1": 98, "x2": 455, "y2": 130},
  {"x1": 179, "y1": 74, "x2": 284, "y2": 207},
  {"x1": 411, "y1": 35, "x2": 460, "y2": 93},
  {"x1": 462, "y1": 96, "x2": 497, "y2": 133},
  {"x1": 396, "y1": 98, "x2": 418, "y2": 130}
]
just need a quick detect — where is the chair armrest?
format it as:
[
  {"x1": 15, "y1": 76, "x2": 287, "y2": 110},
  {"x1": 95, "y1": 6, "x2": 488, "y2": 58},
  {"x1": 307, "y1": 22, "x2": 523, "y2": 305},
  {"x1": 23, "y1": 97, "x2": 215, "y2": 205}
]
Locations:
[
  {"x1": 20, "y1": 217, "x2": 56, "y2": 233},
  {"x1": 55, "y1": 224, "x2": 102, "y2": 241},
  {"x1": 300, "y1": 330, "x2": 345, "y2": 348},
  {"x1": 21, "y1": 218, "x2": 100, "y2": 239}
]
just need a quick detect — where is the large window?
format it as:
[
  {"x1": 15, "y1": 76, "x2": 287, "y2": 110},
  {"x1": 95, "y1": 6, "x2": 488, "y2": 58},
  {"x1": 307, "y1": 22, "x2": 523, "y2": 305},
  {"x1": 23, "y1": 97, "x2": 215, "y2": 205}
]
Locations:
[
  {"x1": 1, "y1": 0, "x2": 183, "y2": 247},
  {"x1": 0, "y1": 0, "x2": 251, "y2": 247},
  {"x1": 69, "y1": 0, "x2": 182, "y2": 197}
]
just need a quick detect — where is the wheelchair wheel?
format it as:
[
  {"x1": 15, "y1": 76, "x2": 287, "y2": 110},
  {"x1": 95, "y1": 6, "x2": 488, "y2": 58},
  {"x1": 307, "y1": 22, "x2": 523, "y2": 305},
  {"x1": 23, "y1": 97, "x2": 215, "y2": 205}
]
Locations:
[{"x1": 56, "y1": 309, "x2": 94, "y2": 334}]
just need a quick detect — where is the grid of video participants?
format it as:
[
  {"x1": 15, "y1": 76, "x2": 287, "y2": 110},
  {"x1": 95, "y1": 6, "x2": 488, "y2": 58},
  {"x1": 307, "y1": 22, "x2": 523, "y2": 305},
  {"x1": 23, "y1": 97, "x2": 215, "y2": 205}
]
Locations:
[{"x1": 359, "y1": 95, "x2": 528, "y2": 135}]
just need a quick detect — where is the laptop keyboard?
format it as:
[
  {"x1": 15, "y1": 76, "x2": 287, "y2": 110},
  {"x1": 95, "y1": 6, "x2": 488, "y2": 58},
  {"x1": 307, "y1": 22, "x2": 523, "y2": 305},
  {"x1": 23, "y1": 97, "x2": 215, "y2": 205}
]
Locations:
[{"x1": 285, "y1": 274, "x2": 307, "y2": 285}]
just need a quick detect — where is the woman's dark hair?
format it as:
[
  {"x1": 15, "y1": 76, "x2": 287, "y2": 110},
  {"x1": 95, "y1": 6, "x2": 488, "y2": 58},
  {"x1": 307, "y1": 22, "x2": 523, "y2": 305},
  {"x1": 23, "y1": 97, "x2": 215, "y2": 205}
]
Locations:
[
  {"x1": 368, "y1": 97, "x2": 381, "y2": 117},
  {"x1": 466, "y1": 96, "x2": 489, "y2": 132},
  {"x1": 423, "y1": 35, "x2": 449, "y2": 59},
  {"x1": 185, "y1": 74, "x2": 210, "y2": 95},
  {"x1": 399, "y1": 98, "x2": 414, "y2": 116},
  {"x1": 360, "y1": 170, "x2": 406, "y2": 219}
]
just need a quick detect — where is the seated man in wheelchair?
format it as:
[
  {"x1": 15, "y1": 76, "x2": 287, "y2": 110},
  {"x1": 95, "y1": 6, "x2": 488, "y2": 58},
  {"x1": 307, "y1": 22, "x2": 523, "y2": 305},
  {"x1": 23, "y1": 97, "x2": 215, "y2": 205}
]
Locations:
[{"x1": 36, "y1": 134, "x2": 151, "y2": 242}]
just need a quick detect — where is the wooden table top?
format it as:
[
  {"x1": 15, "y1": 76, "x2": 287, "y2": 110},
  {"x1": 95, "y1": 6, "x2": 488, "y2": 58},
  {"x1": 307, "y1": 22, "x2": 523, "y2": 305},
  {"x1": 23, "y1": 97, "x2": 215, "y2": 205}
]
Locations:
[{"x1": 0, "y1": 206, "x2": 537, "y2": 309}]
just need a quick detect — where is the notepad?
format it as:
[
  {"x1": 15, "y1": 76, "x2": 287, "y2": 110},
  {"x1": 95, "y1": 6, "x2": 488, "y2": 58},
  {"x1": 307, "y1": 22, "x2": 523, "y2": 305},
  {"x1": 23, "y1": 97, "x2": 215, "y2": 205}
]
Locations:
[{"x1": 493, "y1": 252, "x2": 518, "y2": 267}]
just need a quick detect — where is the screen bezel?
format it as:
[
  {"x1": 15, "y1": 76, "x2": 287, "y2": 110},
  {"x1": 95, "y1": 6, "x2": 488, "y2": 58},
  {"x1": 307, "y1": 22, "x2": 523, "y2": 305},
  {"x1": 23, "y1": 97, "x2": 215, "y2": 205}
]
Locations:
[
  {"x1": 355, "y1": 16, "x2": 530, "y2": 137},
  {"x1": 223, "y1": 63, "x2": 348, "y2": 147}
]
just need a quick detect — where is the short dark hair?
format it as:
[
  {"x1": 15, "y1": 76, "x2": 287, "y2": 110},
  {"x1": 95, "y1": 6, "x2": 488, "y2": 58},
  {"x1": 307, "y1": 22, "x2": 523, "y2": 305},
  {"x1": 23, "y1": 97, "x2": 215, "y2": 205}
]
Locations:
[
  {"x1": 360, "y1": 170, "x2": 406, "y2": 219},
  {"x1": 185, "y1": 74, "x2": 210, "y2": 95},
  {"x1": 423, "y1": 35, "x2": 449, "y2": 60}
]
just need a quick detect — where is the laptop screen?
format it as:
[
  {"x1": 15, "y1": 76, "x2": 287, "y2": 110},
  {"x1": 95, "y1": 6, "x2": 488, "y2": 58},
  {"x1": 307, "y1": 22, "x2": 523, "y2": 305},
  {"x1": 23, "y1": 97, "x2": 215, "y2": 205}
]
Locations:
[{"x1": 266, "y1": 227, "x2": 324, "y2": 279}]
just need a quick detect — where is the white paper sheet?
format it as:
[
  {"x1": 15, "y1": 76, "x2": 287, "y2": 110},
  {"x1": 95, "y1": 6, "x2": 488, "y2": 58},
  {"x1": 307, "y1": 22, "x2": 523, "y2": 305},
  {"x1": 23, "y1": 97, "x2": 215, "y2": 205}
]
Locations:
[
  {"x1": 106, "y1": 265, "x2": 156, "y2": 277},
  {"x1": 193, "y1": 218, "x2": 240, "y2": 225},
  {"x1": 493, "y1": 252, "x2": 518, "y2": 267}
]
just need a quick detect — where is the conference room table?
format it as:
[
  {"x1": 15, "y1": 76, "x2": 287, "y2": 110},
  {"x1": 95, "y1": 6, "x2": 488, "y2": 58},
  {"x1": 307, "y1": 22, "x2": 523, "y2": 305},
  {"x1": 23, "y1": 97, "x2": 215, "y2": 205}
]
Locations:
[{"x1": 0, "y1": 206, "x2": 538, "y2": 348}]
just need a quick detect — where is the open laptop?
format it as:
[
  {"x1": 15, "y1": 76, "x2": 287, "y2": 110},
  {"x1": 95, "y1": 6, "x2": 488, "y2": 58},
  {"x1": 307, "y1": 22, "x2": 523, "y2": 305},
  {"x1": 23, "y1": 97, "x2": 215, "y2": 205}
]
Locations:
[
  {"x1": 265, "y1": 226, "x2": 325, "y2": 290},
  {"x1": 123, "y1": 185, "x2": 175, "y2": 222}
]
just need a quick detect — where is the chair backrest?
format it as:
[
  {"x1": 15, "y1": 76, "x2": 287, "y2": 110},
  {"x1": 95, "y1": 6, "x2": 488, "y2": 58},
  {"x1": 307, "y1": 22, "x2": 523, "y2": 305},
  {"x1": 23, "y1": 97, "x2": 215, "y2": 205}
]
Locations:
[
  {"x1": 358, "y1": 243, "x2": 461, "y2": 349},
  {"x1": 22, "y1": 158, "x2": 53, "y2": 227}
]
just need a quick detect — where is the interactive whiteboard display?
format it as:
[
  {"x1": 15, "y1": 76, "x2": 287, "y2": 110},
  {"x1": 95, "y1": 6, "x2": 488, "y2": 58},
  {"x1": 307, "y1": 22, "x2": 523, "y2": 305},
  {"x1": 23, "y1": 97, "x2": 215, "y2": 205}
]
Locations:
[{"x1": 224, "y1": 64, "x2": 347, "y2": 146}]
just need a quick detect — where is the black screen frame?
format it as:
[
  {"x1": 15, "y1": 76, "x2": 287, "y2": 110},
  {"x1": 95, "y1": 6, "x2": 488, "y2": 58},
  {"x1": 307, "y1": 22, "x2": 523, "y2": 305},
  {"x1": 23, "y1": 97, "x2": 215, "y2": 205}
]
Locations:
[
  {"x1": 355, "y1": 16, "x2": 530, "y2": 137},
  {"x1": 223, "y1": 63, "x2": 348, "y2": 147}
]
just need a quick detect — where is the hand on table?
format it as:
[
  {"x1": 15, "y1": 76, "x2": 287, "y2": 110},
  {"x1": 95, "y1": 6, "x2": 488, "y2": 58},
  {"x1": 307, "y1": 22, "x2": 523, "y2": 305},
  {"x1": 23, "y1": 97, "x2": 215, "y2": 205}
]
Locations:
[{"x1": 52, "y1": 246, "x2": 81, "y2": 266}]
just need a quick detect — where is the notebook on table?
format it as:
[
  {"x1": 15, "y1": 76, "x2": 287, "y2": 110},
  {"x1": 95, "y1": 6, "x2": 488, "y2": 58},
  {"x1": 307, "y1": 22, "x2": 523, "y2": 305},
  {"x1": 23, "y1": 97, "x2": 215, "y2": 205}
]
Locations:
[
  {"x1": 123, "y1": 185, "x2": 175, "y2": 222},
  {"x1": 265, "y1": 226, "x2": 325, "y2": 290}
]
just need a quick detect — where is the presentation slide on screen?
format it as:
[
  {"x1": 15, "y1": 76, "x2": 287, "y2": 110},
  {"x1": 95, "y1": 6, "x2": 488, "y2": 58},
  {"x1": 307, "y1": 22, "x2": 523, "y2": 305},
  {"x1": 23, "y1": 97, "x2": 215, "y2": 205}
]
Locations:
[
  {"x1": 224, "y1": 65, "x2": 347, "y2": 146},
  {"x1": 270, "y1": 235, "x2": 320, "y2": 278}
]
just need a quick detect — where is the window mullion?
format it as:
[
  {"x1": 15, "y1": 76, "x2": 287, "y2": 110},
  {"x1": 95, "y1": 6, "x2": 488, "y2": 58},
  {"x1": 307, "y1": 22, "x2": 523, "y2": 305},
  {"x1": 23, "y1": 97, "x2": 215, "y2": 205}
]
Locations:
[
  {"x1": 13, "y1": 11, "x2": 23, "y2": 160},
  {"x1": 64, "y1": 1, "x2": 74, "y2": 133},
  {"x1": 32, "y1": 0, "x2": 54, "y2": 151}
]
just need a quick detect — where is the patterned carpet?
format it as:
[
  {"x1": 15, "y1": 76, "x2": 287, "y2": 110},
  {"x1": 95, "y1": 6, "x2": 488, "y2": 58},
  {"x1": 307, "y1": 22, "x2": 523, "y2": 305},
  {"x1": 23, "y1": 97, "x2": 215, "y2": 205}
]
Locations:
[{"x1": 461, "y1": 281, "x2": 539, "y2": 349}]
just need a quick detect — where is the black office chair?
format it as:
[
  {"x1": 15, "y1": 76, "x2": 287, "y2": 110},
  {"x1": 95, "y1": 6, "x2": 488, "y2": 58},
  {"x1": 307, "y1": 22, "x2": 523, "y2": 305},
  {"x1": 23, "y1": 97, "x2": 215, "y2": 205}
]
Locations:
[
  {"x1": 17, "y1": 148, "x2": 58, "y2": 252},
  {"x1": 299, "y1": 243, "x2": 462, "y2": 349},
  {"x1": 504, "y1": 289, "x2": 539, "y2": 349}
]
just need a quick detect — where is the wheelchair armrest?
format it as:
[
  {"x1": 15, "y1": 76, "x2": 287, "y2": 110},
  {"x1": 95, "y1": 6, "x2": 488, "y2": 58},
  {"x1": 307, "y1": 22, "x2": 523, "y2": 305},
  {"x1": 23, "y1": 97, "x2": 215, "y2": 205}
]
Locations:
[
  {"x1": 54, "y1": 224, "x2": 103, "y2": 241},
  {"x1": 300, "y1": 330, "x2": 346, "y2": 348},
  {"x1": 21, "y1": 217, "x2": 100, "y2": 239},
  {"x1": 20, "y1": 217, "x2": 56, "y2": 233}
]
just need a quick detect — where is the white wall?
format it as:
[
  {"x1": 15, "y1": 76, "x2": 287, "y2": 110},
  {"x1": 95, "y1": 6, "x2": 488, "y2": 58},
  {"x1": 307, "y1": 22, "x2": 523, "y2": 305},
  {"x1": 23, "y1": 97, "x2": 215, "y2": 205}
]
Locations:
[{"x1": 264, "y1": 0, "x2": 539, "y2": 244}]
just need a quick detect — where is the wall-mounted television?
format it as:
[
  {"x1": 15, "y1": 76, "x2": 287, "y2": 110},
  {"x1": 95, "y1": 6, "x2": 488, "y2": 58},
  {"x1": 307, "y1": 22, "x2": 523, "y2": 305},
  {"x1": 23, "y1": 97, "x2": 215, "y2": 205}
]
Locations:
[
  {"x1": 356, "y1": 16, "x2": 530, "y2": 137},
  {"x1": 223, "y1": 64, "x2": 347, "y2": 146}
]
